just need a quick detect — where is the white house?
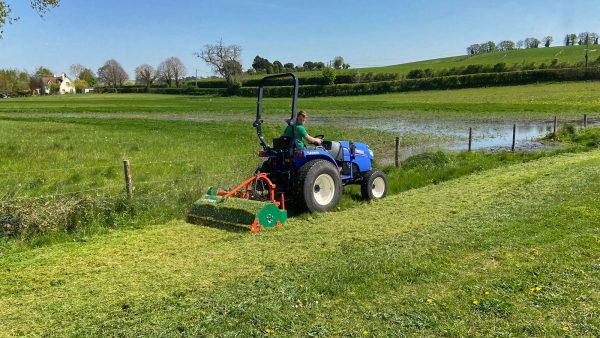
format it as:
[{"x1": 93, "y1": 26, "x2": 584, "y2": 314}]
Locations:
[{"x1": 41, "y1": 73, "x2": 76, "y2": 94}]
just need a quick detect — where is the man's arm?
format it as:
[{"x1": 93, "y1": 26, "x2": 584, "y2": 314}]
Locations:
[{"x1": 305, "y1": 134, "x2": 322, "y2": 145}]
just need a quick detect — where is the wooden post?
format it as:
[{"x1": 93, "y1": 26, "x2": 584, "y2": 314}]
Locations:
[
  {"x1": 395, "y1": 137, "x2": 400, "y2": 168},
  {"x1": 553, "y1": 116, "x2": 557, "y2": 134},
  {"x1": 511, "y1": 124, "x2": 516, "y2": 152},
  {"x1": 123, "y1": 160, "x2": 133, "y2": 199},
  {"x1": 468, "y1": 128, "x2": 472, "y2": 152},
  {"x1": 584, "y1": 114, "x2": 587, "y2": 128}
]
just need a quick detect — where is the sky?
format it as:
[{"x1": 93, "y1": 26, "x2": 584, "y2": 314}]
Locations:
[{"x1": 1, "y1": 0, "x2": 599, "y2": 79}]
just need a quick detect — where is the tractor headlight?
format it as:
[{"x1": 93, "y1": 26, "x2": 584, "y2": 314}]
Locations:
[{"x1": 369, "y1": 150, "x2": 374, "y2": 157}]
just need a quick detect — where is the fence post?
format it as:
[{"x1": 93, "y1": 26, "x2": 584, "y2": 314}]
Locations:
[
  {"x1": 553, "y1": 116, "x2": 557, "y2": 134},
  {"x1": 511, "y1": 124, "x2": 516, "y2": 152},
  {"x1": 468, "y1": 127, "x2": 472, "y2": 152},
  {"x1": 395, "y1": 137, "x2": 400, "y2": 168},
  {"x1": 123, "y1": 160, "x2": 133, "y2": 199},
  {"x1": 584, "y1": 114, "x2": 587, "y2": 128}
]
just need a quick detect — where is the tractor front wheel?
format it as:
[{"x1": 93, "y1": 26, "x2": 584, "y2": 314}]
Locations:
[
  {"x1": 294, "y1": 159, "x2": 342, "y2": 212},
  {"x1": 361, "y1": 170, "x2": 388, "y2": 200}
]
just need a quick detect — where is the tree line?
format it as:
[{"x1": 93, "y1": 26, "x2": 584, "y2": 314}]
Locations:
[
  {"x1": 466, "y1": 32, "x2": 599, "y2": 55},
  {"x1": 249, "y1": 55, "x2": 349, "y2": 75}
]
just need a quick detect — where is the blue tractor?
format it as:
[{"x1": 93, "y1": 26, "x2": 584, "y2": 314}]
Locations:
[
  {"x1": 253, "y1": 73, "x2": 388, "y2": 213},
  {"x1": 191, "y1": 73, "x2": 387, "y2": 232}
]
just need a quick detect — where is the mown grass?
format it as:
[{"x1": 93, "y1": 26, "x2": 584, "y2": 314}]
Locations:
[
  {"x1": 0, "y1": 150, "x2": 598, "y2": 336},
  {"x1": 2, "y1": 81, "x2": 600, "y2": 118}
]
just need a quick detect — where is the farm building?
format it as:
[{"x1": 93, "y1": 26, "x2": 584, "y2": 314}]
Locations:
[{"x1": 40, "y1": 73, "x2": 76, "y2": 94}]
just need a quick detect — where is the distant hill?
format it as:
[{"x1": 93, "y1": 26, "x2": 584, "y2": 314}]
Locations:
[
  {"x1": 361, "y1": 45, "x2": 594, "y2": 76},
  {"x1": 196, "y1": 45, "x2": 597, "y2": 83}
]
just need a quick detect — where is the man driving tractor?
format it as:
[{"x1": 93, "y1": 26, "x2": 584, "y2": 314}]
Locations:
[{"x1": 282, "y1": 110, "x2": 322, "y2": 148}]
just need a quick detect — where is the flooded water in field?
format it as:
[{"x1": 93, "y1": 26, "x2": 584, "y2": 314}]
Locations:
[{"x1": 311, "y1": 116, "x2": 600, "y2": 162}]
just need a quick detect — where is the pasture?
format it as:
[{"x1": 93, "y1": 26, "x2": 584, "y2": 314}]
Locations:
[
  {"x1": 0, "y1": 85, "x2": 599, "y2": 336},
  {"x1": 3, "y1": 81, "x2": 600, "y2": 118}
]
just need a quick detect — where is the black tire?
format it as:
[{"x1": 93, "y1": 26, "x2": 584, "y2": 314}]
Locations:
[
  {"x1": 361, "y1": 170, "x2": 388, "y2": 200},
  {"x1": 294, "y1": 159, "x2": 342, "y2": 212}
]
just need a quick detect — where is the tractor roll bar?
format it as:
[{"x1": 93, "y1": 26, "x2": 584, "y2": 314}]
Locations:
[{"x1": 254, "y1": 73, "x2": 299, "y2": 151}]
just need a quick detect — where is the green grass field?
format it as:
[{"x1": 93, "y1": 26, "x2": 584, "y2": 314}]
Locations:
[
  {"x1": 3, "y1": 81, "x2": 600, "y2": 118},
  {"x1": 361, "y1": 45, "x2": 594, "y2": 75},
  {"x1": 1, "y1": 87, "x2": 599, "y2": 336},
  {"x1": 1, "y1": 150, "x2": 598, "y2": 336},
  {"x1": 223, "y1": 45, "x2": 595, "y2": 80}
]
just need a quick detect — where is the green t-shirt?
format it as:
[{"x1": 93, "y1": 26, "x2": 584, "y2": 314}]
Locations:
[{"x1": 283, "y1": 124, "x2": 308, "y2": 148}]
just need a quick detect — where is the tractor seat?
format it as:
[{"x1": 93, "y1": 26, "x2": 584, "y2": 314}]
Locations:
[
  {"x1": 321, "y1": 141, "x2": 344, "y2": 161},
  {"x1": 273, "y1": 136, "x2": 291, "y2": 150}
]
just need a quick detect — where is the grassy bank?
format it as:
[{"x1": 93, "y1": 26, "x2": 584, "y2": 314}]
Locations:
[
  {"x1": 2, "y1": 81, "x2": 600, "y2": 118},
  {"x1": 0, "y1": 149, "x2": 598, "y2": 336}
]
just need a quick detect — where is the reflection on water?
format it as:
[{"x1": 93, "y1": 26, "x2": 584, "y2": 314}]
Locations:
[{"x1": 312, "y1": 116, "x2": 599, "y2": 161}]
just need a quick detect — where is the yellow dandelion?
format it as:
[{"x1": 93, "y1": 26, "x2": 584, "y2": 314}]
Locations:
[
  {"x1": 485, "y1": 291, "x2": 490, "y2": 296},
  {"x1": 299, "y1": 284, "x2": 304, "y2": 288},
  {"x1": 472, "y1": 299, "x2": 479, "y2": 305},
  {"x1": 530, "y1": 286, "x2": 542, "y2": 293},
  {"x1": 562, "y1": 325, "x2": 570, "y2": 332},
  {"x1": 265, "y1": 328, "x2": 272, "y2": 334},
  {"x1": 362, "y1": 330, "x2": 369, "y2": 336},
  {"x1": 426, "y1": 298, "x2": 433, "y2": 304}
]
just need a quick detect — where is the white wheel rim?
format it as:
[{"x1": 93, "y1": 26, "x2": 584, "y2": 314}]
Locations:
[
  {"x1": 313, "y1": 173, "x2": 335, "y2": 206},
  {"x1": 371, "y1": 177, "x2": 385, "y2": 198}
]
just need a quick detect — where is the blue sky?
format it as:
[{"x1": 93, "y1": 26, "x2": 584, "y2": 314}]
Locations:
[{"x1": 0, "y1": 0, "x2": 599, "y2": 78}]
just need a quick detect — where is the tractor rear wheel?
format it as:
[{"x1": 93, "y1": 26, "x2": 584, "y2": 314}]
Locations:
[
  {"x1": 294, "y1": 159, "x2": 342, "y2": 212},
  {"x1": 361, "y1": 170, "x2": 388, "y2": 200}
]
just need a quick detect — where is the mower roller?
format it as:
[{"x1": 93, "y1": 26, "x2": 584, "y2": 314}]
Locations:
[{"x1": 189, "y1": 73, "x2": 388, "y2": 232}]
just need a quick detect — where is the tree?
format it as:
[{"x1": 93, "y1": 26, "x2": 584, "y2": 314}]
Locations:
[
  {"x1": 252, "y1": 55, "x2": 271, "y2": 72},
  {"x1": 97, "y1": 59, "x2": 128, "y2": 87},
  {"x1": 194, "y1": 39, "x2": 243, "y2": 87},
  {"x1": 135, "y1": 64, "x2": 158, "y2": 87},
  {"x1": 0, "y1": 0, "x2": 59, "y2": 38},
  {"x1": 48, "y1": 82, "x2": 60, "y2": 94},
  {"x1": 73, "y1": 79, "x2": 88, "y2": 93},
  {"x1": 342, "y1": 63, "x2": 350, "y2": 69},
  {"x1": 222, "y1": 60, "x2": 243, "y2": 85},
  {"x1": 69, "y1": 64, "x2": 85, "y2": 79},
  {"x1": 78, "y1": 68, "x2": 96, "y2": 87},
  {"x1": 564, "y1": 34, "x2": 571, "y2": 46},
  {"x1": 303, "y1": 61, "x2": 315, "y2": 70},
  {"x1": 497, "y1": 40, "x2": 515, "y2": 51},
  {"x1": 524, "y1": 37, "x2": 540, "y2": 48},
  {"x1": 272, "y1": 60, "x2": 283, "y2": 73},
  {"x1": 333, "y1": 56, "x2": 344, "y2": 69},
  {"x1": 34, "y1": 66, "x2": 53, "y2": 78},
  {"x1": 569, "y1": 34, "x2": 577, "y2": 46},
  {"x1": 70, "y1": 64, "x2": 96, "y2": 86},
  {"x1": 322, "y1": 67, "x2": 336, "y2": 85},
  {"x1": 484, "y1": 41, "x2": 496, "y2": 53},
  {"x1": 578, "y1": 32, "x2": 594, "y2": 45},
  {"x1": 158, "y1": 57, "x2": 186, "y2": 87},
  {"x1": 516, "y1": 40, "x2": 524, "y2": 49},
  {"x1": 284, "y1": 62, "x2": 294, "y2": 70},
  {"x1": 543, "y1": 36, "x2": 553, "y2": 47},
  {"x1": 0, "y1": 69, "x2": 29, "y2": 95}
]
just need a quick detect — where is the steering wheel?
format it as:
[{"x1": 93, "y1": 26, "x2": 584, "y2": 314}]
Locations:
[{"x1": 311, "y1": 134, "x2": 325, "y2": 145}]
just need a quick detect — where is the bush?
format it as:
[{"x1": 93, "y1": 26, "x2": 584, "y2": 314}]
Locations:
[{"x1": 322, "y1": 68, "x2": 336, "y2": 85}]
